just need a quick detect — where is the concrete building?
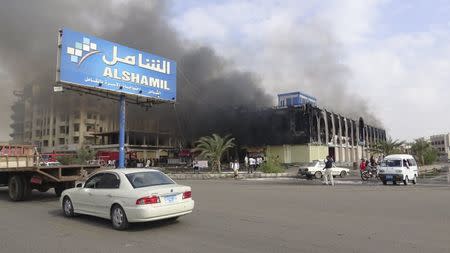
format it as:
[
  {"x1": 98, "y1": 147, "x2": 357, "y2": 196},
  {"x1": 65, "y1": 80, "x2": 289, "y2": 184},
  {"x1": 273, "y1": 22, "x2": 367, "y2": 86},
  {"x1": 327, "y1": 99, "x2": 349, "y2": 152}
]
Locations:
[
  {"x1": 430, "y1": 133, "x2": 450, "y2": 162},
  {"x1": 9, "y1": 84, "x2": 181, "y2": 160},
  {"x1": 231, "y1": 104, "x2": 386, "y2": 164}
]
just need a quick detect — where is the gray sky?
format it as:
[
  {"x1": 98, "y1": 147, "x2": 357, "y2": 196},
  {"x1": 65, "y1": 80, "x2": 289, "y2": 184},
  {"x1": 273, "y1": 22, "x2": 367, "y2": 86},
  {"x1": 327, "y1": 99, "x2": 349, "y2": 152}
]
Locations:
[{"x1": 171, "y1": 0, "x2": 450, "y2": 141}]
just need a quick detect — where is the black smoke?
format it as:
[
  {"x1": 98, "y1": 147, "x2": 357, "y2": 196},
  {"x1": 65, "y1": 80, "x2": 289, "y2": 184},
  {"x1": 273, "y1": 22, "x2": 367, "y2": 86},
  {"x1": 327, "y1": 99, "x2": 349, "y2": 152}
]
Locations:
[
  {"x1": 0, "y1": 0, "x2": 273, "y2": 143},
  {"x1": 0, "y1": 0, "x2": 381, "y2": 144}
]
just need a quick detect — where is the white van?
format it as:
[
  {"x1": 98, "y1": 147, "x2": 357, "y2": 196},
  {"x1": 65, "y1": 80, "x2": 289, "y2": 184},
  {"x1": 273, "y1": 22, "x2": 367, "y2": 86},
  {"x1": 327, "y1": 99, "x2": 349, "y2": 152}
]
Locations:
[{"x1": 378, "y1": 154, "x2": 418, "y2": 185}]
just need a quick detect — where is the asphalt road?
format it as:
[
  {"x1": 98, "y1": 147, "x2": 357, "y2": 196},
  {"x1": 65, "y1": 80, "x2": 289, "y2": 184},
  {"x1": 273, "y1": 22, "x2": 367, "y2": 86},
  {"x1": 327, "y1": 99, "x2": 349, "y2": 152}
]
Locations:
[{"x1": 0, "y1": 179, "x2": 449, "y2": 253}]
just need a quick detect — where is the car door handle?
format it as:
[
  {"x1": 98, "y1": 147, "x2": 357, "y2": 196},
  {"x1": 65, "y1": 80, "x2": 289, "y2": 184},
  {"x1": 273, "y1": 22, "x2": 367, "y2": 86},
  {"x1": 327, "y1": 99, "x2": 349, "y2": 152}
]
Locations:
[{"x1": 107, "y1": 194, "x2": 112, "y2": 198}]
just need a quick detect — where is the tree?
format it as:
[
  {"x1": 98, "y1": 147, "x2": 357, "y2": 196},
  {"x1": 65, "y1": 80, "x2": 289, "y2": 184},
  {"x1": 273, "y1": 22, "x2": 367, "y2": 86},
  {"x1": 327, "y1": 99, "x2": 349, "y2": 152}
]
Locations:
[
  {"x1": 371, "y1": 137, "x2": 405, "y2": 156},
  {"x1": 411, "y1": 139, "x2": 437, "y2": 165},
  {"x1": 76, "y1": 147, "x2": 95, "y2": 165},
  {"x1": 193, "y1": 134, "x2": 235, "y2": 172}
]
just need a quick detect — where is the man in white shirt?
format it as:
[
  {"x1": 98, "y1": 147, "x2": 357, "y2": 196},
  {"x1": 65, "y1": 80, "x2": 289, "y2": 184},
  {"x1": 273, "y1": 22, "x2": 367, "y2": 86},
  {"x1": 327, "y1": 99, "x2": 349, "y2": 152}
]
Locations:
[{"x1": 249, "y1": 157, "x2": 256, "y2": 173}]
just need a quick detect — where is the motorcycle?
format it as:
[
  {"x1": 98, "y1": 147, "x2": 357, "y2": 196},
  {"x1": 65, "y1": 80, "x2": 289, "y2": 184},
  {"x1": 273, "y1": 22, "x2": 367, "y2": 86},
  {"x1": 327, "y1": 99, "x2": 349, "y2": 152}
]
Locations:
[{"x1": 361, "y1": 165, "x2": 379, "y2": 181}]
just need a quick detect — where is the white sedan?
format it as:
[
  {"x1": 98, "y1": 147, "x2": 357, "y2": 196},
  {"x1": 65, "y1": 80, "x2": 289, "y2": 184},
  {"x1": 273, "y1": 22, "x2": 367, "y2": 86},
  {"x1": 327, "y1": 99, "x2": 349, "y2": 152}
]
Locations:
[
  {"x1": 60, "y1": 169, "x2": 195, "y2": 230},
  {"x1": 298, "y1": 160, "x2": 350, "y2": 179}
]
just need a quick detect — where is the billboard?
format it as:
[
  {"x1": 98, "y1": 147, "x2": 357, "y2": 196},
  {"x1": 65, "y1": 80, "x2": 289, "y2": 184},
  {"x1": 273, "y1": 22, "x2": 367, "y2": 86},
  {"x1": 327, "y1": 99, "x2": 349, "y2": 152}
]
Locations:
[{"x1": 57, "y1": 28, "x2": 176, "y2": 102}]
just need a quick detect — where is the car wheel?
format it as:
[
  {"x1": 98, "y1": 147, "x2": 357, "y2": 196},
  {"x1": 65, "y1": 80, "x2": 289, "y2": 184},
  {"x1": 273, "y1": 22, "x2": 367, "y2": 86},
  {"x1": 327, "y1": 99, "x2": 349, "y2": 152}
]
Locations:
[
  {"x1": 403, "y1": 176, "x2": 409, "y2": 185},
  {"x1": 412, "y1": 175, "x2": 417, "y2": 185},
  {"x1": 314, "y1": 171, "x2": 322, "y2": 179},
  {"x1": 62, "y1": 197, "x2": 75, "y2": 217},
  {"x1": 340, "y1": 171, "x2": 347, "y2": 178},
  {"x1": 8, "y1": 175, "x2": 25, "y2": 201},
  {"x1": 111, "y1": 205, "x2": 129, "y2": 230}
]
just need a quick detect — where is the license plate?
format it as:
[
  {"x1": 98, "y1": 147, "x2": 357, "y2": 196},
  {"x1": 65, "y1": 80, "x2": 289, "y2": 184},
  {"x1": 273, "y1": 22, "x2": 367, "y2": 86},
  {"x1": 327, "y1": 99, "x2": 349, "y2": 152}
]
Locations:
[
  {"x1": 385, "y1": 175, "x2": 393, "y2": 180},
  {"x1": 165, "y1": 195, "x2": 177, "y2": 203}
]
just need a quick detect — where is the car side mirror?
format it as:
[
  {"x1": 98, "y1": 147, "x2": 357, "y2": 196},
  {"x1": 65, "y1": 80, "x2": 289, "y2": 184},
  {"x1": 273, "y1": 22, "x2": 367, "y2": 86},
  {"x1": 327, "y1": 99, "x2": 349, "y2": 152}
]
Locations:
[{"x1": 76, "y1": 183, "x2": 83, "y2": 188}]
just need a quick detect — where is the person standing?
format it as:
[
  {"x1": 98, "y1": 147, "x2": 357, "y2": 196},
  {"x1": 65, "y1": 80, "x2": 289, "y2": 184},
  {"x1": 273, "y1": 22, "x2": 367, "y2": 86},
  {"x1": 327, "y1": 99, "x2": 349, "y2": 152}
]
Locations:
[
  {"x1": 232, "y1": 159, "x2": 239, "y2": 178},
  {"x1": 323, "y1": 156, "x2": 334, "y2": 186},
  {"x1": 249, "y1": 157, "x2": 256, "y2": 173},
  {"x1": 244, "y1": 155, "x2": 249, "y2": 172}
]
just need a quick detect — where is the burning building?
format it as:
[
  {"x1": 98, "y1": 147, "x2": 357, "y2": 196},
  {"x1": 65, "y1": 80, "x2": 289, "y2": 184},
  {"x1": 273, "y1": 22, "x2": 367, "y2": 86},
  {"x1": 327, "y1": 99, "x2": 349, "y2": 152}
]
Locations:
[{"x1": 227, "y1": 104, "x2": 386, "y2": 164}]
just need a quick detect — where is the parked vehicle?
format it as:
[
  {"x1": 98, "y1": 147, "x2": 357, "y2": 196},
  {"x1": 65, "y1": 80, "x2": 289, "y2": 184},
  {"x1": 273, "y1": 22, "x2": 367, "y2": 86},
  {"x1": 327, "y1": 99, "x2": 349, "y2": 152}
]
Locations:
[
  {"x1": 39, "y1": 161, "x2": 63, "y2": 166},
  {"x1": 298, "y1": 160, "x2": 350, "y2": 179},
  {"x1": 0, "y1": 144, "x2": 100, "y2": 201},
  {"x1": 60, "y1": 168, "x2": 195, "y2": 230},
  {"x1": 378, "y1": 154, "x2": 418, "y2": 185}
]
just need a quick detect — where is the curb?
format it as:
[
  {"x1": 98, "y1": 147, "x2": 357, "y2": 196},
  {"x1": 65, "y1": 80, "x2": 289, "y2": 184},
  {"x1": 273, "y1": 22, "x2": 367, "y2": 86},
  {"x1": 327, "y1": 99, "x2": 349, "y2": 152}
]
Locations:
[{"x1": 167, "y1": 172, "x2": 296, "y2": 180}]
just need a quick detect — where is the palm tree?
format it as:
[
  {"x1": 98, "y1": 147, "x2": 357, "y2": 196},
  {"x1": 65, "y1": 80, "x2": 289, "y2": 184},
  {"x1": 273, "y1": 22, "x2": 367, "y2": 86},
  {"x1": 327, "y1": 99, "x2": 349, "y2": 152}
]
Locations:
[
  {"x1": 411, "y1": 139, "x2": 431, "y2": 165},
  {"x1": 371, "y1": 137, "x2": 405, "y2": 156},
  {"x1": 192, "y1": 134, "x2": 235, "y2": 172}
]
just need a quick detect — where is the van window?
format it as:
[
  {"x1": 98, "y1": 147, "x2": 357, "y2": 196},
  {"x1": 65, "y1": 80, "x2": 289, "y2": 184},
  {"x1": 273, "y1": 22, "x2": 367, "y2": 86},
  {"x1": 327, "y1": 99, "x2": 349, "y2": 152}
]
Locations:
[
  {"x1": 381, "y1": 159, "x2": 402, "y2": 167},
  {"x1": 407, "y1": 159, "x2": 417, "y2": 166}
]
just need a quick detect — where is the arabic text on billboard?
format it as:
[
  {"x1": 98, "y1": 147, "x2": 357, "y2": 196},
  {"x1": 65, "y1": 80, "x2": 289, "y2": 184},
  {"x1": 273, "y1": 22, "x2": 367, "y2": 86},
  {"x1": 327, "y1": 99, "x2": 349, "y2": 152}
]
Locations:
[{"x1": 58, "y1": 28, "x2": 176, "y2": 102}]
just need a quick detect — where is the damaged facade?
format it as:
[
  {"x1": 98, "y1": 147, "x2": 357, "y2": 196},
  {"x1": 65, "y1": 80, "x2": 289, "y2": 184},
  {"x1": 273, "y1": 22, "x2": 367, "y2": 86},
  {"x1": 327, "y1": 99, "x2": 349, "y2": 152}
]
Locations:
[{"x1": 230, "y1": 104, "x2": 386, "y2": 164}]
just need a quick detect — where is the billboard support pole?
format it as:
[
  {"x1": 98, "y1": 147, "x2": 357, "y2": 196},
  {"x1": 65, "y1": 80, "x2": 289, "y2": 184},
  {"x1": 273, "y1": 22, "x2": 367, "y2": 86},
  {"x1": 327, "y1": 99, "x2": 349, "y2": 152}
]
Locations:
[{"x1": 118, "y1": 94, "x2": 126, "y2": 168}]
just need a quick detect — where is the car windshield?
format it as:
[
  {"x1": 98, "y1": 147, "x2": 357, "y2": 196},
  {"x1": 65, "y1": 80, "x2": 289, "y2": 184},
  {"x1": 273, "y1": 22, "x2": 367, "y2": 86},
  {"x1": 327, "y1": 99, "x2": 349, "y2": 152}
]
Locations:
[
  {"x1": 381, "y1": 159, "x2": 402, "y2": 167},
  {"x1": 126, "y1": 171, "x2": 175, "y2": 188}
]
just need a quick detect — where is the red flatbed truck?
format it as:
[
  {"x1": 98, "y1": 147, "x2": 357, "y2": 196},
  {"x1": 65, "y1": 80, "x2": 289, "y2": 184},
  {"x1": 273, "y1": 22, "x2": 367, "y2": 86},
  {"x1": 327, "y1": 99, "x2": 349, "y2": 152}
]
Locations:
[{"x1": 0, "y1": 144, "x2": 101, "y2": 201}]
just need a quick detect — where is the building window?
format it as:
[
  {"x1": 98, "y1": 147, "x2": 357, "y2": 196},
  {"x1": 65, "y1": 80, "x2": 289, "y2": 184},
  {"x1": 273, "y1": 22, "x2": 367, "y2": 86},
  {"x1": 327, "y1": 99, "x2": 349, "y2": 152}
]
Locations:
[
  {"x1": 59, "y1": 138, "x2": 65, "y2": 145},
  {"x1": 60, "y1": 126, "x2": 66, "y2": 134},
  {"x1": 87, "y1": 112, "x2": 96, "y2": 120},
  {"x1": 86, "y1": 124, "x2": 95, "y2": 132},
  {"x1": 35, "y1": 130, "x2": 42, "y2": 136},
  {"x1": 52, "y1": 141, "x2": 55, "y2": 147},
  {"x1": 52, "y1": 129, "x2": 56, "y2": 136},
  {"x1": 73, "y1": 111, "x2": 80, "y2": 119},
  {"x1": 74, "y1": 123, "x2": 80, "y2": 132},
  {"x1": 73, "y1": 137, "x2": 79, "y2": 144},
  {"x1": 43, "y1": 140, "x2": 48, "y2": 147}
]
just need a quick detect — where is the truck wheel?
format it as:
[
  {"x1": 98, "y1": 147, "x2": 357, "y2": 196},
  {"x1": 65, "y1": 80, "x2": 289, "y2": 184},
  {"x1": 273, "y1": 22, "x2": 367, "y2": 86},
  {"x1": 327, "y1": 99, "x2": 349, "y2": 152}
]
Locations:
[
  {"x1": 393, "y1": 180, "x2": 397, "y2": 185},
  {"x1": 8, "y1": 175, "x2": 25, "y2": 201},
  {"x1": 314, "y1": 171, "x2": 322, "y2": 179},
  {"x1": 54, "y1": 184, "x2": 65, "y2": 197},
  {"x1": 21, "y1": 176, "x2": 32, "y2": 200},
  {"x1": 37, "y1": 186, "x2": 50, "y2": 193},
  {"x1": 412, "y1": 175, "x2": 417, "y2": 185},
  {"x1": 403, "y1": 176, "x2": 409, "y2": 185}
]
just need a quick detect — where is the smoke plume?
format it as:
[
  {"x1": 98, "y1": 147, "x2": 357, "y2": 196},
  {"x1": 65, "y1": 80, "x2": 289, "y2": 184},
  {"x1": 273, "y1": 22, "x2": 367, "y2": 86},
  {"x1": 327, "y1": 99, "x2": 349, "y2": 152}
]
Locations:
[{"x1": 0, "y1": 0, "x2": 381, "y2": 143}]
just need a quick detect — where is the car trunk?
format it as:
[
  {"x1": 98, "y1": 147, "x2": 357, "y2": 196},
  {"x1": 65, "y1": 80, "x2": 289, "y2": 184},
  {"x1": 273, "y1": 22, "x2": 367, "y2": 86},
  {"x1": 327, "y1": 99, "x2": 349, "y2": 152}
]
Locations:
[{"x1": 134, "y1": 184, "x2": 189, "y2": 205}]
